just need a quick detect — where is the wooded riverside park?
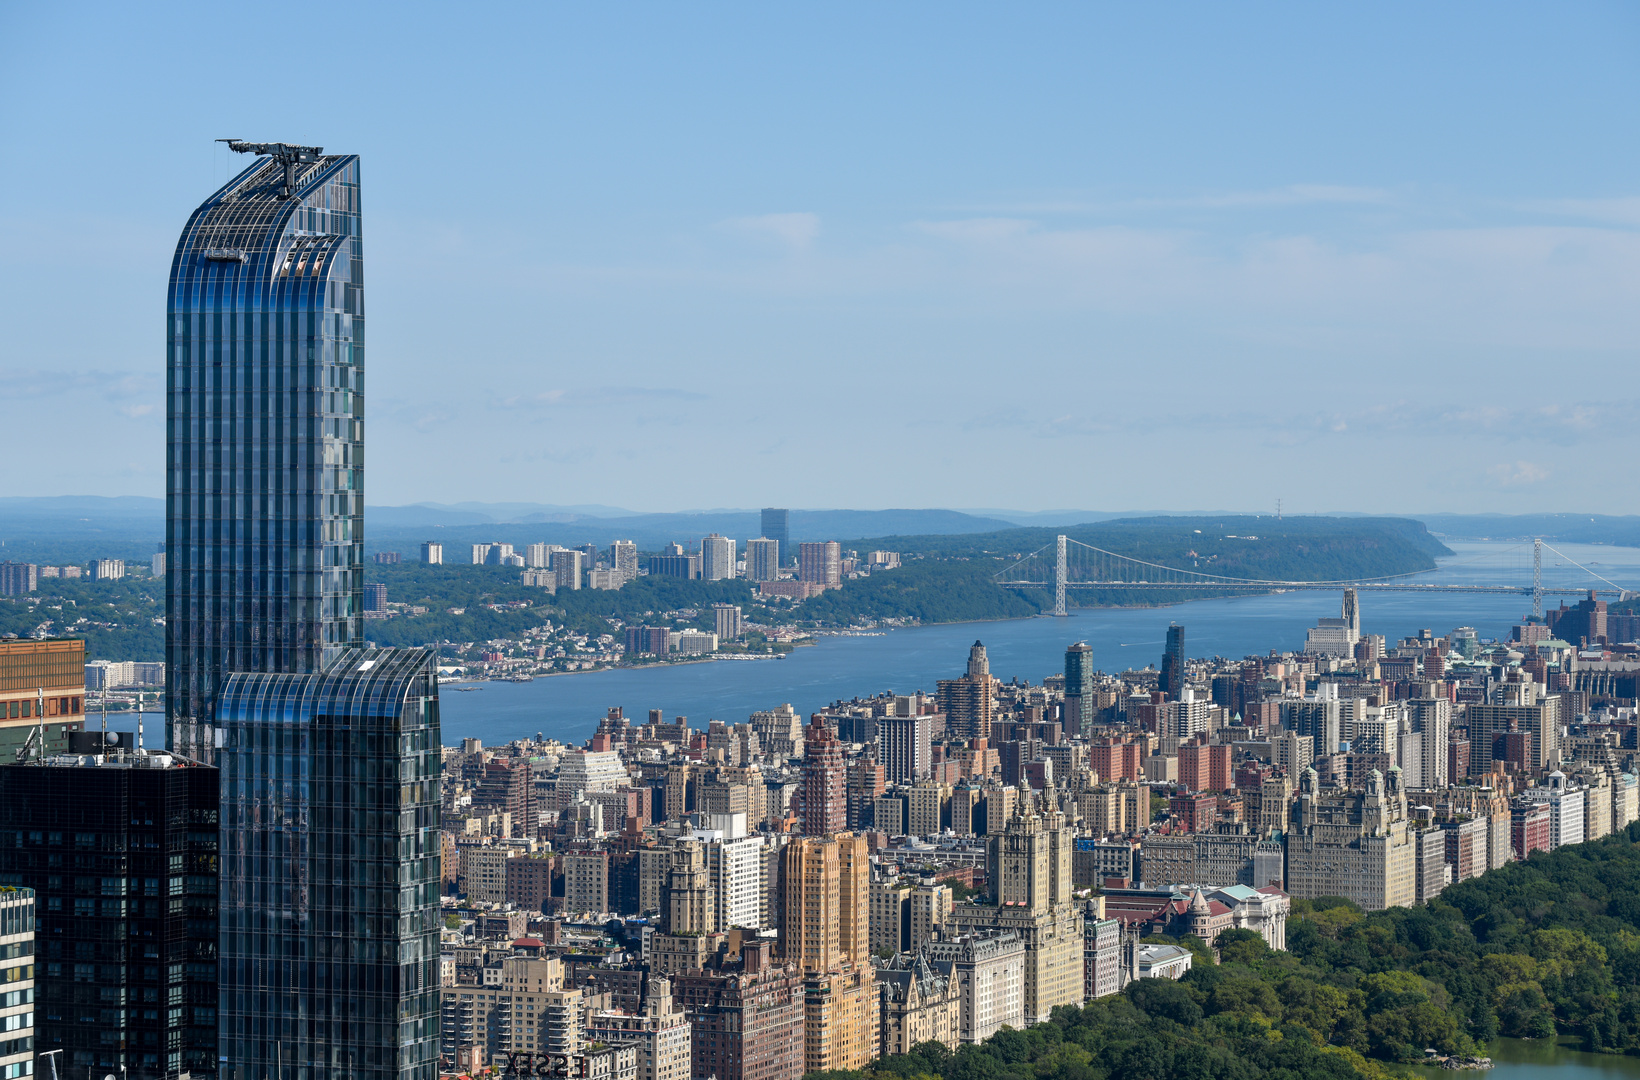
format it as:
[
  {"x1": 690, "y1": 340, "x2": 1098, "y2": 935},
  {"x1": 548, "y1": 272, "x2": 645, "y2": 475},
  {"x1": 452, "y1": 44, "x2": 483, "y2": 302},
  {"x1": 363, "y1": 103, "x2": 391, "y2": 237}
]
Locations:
[{"x1": 806, "y1": 824, "x2": 1640, "y2": 1080}]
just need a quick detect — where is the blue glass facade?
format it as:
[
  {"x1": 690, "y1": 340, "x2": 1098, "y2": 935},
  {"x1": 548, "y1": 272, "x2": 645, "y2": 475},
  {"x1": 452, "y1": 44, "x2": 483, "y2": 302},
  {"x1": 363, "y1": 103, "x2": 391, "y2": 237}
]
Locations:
[
  {"x1": 214, "y1": 647, "x2": 441, "y2": 1080},
  {"x1": 166, "y1": 151, "x2": 366, "y2": 764}
]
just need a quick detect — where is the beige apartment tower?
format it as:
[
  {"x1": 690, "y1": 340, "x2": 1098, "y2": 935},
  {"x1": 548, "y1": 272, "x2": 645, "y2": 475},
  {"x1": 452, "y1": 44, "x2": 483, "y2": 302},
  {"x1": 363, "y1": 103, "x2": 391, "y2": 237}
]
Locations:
[
  {"x1": 1284, "y1": 766, "x2": 1416, "y2": 911},
  {"x1": 949, "y1": 789, "x2": 1084, "y2": 1023},
  {"x1": 780, "y1": 833, "x2": 877, "y2": 1073}
]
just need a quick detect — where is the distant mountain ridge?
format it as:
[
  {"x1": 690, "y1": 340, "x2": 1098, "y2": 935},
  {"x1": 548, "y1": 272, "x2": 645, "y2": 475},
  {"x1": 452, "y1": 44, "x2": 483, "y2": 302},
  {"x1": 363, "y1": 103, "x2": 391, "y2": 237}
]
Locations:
[
  {"x1": 5, "y1": 499, "x2": 1636, "y2": 557},
  {"x1": 365, "y1": 508, "x2": 1024, "y2": 553}
]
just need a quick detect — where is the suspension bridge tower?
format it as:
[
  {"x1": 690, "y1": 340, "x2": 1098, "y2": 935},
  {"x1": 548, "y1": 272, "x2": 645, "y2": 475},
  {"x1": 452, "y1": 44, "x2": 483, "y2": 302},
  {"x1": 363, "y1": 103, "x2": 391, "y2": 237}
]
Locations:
[
  {"x1": 1533, "y1": 537, "x2": 1543, "y2": 621},
  {"x1": 1054, "y1": 534, "x2": 1068, "y2": 617}
]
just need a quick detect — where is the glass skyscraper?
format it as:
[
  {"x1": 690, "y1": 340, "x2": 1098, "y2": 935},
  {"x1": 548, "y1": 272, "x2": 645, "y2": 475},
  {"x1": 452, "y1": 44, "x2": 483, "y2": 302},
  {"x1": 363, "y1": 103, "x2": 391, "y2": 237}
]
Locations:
[
  {"x1": 214, "y1": 648, "x2": 442, "y2": 1080},
  {"x1": 166, "y1": 143, "x2": 365, "y2": 764},
  {"x1": 759, "y1": 507, "x2": 789, "y2": 567},
  {"x1": 1162, "y1": 623, "x2": 1186, "y2": 701},
  {"x1": 1063, "y1": 640, "x2": 1095, "y2": 735},
  {"x1": 166, "y1": 144, "x2": 442, "y2": 1080}
]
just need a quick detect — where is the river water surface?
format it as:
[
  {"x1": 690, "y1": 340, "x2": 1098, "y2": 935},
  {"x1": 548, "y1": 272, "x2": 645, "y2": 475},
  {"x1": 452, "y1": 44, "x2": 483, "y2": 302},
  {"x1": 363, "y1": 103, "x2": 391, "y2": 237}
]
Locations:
[
  {"x1": 100, "y1": 540, "x2": 1637, "y2": 749},
  {"x1": 432, "y1": 540, "x2": 1640, "y2": 747}
]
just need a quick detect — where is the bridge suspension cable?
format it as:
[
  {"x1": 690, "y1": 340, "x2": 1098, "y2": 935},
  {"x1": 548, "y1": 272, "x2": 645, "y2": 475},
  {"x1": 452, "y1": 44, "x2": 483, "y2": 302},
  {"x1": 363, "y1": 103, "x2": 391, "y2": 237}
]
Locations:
[{"x1": 992, "y1": 534, "x2": 1633, "y2": 608}]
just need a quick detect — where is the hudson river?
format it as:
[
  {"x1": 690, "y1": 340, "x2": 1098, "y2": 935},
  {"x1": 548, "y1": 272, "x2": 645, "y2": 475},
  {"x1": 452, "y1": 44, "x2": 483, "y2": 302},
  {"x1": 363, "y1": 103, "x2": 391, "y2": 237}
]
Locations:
[{"x1": 435, "y1": 540, "x2": 1640, "y2": 747}]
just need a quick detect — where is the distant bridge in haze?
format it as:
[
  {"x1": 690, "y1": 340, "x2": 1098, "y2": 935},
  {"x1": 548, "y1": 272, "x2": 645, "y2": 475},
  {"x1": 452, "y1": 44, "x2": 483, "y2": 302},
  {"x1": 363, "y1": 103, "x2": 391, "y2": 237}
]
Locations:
[{"x1": 994, "y1": 536, "x2": 1635, "y2": 618}]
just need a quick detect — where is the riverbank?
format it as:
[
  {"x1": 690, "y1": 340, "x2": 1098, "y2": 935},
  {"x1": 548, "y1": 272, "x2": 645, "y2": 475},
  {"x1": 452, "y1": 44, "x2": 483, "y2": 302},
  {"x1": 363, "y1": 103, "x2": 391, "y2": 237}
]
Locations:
[
  {"x1": 446, "y1": 642, "x2": 811, "y2": 686},
  {"x1": 441, "y1": 655, "x2": 727, "y2": 686}
]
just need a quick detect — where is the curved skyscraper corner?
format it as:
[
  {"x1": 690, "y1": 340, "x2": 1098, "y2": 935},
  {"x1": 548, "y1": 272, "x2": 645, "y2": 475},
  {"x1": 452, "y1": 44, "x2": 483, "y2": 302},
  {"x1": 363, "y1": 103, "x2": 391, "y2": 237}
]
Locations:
[
  {"x1": 166, "y1": 144, "x2": 366, "y2": 763},
  {"x1": 163, "y1": 143, "x2": 444, "y2": 1080}
]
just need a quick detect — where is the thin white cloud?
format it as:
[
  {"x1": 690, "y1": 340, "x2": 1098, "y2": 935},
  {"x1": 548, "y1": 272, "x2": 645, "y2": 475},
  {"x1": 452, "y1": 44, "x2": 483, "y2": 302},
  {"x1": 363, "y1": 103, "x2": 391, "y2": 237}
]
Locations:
[
  {"x1": 412, "y1": 410, "x2": 456, "y2": 433},
  {"x1": 867, "y1": 216, "x2": 1640, "y2": 353},
  {"x1": 0, "y1": 368, "x2": 158, "y2": 400},
  {"x1": 493, "y1": 387, "x2": 707, "y2": 410},
  {"x1": 956, "y1": 184, "x2": 1394, "y2": 216},
  {"x1": 1516, "y1": 196, "x2": 1640, "y2": 226},
  {"x1": 1209, "y1": 184, "x2": 1392, "y2": 208},
  {"x1": 956, "y1": 398, "x2": 1639, "y2": 450},
  {"x1": 0, "y1": 369, "x2": 160, "y2": 422},
  {"x1": 721, "y1": 212, "x2": 821, "y2": 249},
  {"x1": 1488, "y1": 461, "x2": 1551, "y2": 487},
  {"x1": 914, "y1": 217, "x2": 1039, "y2": 242}
]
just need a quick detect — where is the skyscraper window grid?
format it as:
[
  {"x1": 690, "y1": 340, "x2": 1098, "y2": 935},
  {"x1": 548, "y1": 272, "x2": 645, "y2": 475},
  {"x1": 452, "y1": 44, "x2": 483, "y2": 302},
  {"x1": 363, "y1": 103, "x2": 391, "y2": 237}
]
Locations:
[
  {"x1": 214, "y1": 647, "x2": 443, "y2": 1080},
  {"x1": 166, "y1": 147, "x2": 366, "y2": 764}
]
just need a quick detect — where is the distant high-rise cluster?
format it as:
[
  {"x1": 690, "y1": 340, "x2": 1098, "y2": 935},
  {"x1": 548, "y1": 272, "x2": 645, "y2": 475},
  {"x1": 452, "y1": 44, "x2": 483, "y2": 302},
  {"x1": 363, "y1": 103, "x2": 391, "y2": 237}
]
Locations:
[{"x1": 416, "y1": 592, "x2": 1638, "y2": 1080}]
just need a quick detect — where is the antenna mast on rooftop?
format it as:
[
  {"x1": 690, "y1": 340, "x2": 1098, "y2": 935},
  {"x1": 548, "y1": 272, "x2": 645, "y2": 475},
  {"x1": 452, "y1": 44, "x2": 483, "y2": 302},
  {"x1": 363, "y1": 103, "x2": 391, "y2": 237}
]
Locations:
[{"x1": 217, "y1": 139, "x2": 325, "y2": 199}]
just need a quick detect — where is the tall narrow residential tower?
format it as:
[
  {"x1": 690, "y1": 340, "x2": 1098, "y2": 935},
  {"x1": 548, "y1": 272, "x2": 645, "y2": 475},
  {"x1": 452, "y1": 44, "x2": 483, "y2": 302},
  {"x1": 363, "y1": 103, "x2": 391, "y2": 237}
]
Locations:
[
  {"x1": 1063, "y1": 641, "x2": 1095, "y2": 736},
  {"x1": 760, "y1": 508, "x2": 790, "y2": 566},
  {"x1": 166, "y1": 141, "x2": 365, "y2": 763},
  {"x1": 799, "y1": 715, "x2": 847, "y2": 836},
  {"x1": 1161, "y1": 624, "x2": 1185, "y2": 701},
  {"x1": 166, "y1": 144, "x2": 443, "y2": 1080},
  {"x1": 937, "y1": 641, "x2": 995, "y2": 741}
]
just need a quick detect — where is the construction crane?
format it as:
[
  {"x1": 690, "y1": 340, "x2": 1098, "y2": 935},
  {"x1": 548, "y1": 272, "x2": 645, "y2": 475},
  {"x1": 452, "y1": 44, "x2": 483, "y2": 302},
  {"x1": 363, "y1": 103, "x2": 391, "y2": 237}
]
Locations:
[{"x1": 217, "y1": 139, "x2": 325, "y2": 198}]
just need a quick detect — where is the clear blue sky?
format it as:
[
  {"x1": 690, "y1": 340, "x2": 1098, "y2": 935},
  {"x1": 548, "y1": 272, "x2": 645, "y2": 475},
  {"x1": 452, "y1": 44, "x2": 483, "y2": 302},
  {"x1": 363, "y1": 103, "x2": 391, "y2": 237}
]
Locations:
[{"x1": 2, "y1": 3, "x2": 1637, "y2": 514}]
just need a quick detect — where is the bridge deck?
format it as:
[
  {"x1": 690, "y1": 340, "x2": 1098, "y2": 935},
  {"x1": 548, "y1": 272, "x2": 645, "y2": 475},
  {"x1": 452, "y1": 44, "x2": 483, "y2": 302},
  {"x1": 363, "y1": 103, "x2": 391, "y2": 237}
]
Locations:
[{"x1": 994, "y1": 581, "x2": 1612, "y2": 596}]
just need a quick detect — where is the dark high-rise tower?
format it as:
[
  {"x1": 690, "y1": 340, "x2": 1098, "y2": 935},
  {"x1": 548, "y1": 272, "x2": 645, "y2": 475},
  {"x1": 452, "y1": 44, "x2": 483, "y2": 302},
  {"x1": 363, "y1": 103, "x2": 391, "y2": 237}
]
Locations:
[
  {"x1": 1161, "y1": 623, "x2": 1185, "y2": 701},
  {"x1": 1063, "y1": 641, "x2": 1095, "y2": 735},
  {"x1": 0, "y1": 749, "x2": 220, "y2": 1080},
  {"x1": 166, "y1": 141, "x2": 365, "y2": 763},
  {"x1": 760, "y1": 507, "x2": 790, "y2": 566}
]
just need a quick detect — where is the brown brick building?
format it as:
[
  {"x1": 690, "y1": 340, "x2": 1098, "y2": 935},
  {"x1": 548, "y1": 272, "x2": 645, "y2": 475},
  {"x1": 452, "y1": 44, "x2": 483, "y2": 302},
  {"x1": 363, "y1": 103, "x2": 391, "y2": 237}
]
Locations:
[
  {"x1": 0, "y1": 638, "x2": 87, "y2": 758},
  {"x1": 671, "y1": 942, "x2": 804, "y2": 1080}
]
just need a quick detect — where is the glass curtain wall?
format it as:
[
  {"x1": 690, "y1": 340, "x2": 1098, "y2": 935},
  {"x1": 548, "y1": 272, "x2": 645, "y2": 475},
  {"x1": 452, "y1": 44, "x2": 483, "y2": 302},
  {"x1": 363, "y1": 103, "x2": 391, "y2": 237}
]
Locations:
[
  {"x1": 214, "y1": 647, "x2": 442, "y2": 1080},
  {"x1": 166, "y1": 153, "x2": 366, "y2": 764}
]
